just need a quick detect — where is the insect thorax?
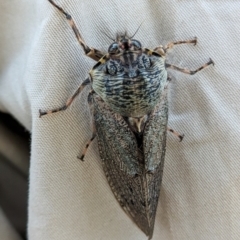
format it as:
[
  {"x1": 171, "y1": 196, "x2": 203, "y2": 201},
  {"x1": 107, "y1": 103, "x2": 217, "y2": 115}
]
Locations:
[{"x1": 91, "y1": 52, "x2": 167, "y2": 118}]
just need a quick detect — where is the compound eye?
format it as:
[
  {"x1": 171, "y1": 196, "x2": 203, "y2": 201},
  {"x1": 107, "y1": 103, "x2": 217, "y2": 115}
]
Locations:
[
  {"x1": 108, "y1": 43, "x2": 119, "y2": 53},
  {"x1": 131, "y1": 39, "x2": 142, "y2": 49}
]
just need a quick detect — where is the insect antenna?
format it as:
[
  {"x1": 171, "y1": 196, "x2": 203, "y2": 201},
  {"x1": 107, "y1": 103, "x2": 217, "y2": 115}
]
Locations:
[
  {"x1": 129, "y1": 20, "x2": 145, "y2": 39},
  {"x1": 100, "y1": 30, "x2": 115, "y2": 41}
]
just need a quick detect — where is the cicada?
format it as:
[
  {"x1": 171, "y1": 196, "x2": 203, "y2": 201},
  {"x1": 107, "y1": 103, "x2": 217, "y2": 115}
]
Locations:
[{"x1": 40, "y1": 0, "x2": 214, "y2": 238}]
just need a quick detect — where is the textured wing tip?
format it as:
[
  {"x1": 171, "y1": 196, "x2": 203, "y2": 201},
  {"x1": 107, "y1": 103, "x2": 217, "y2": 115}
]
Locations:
[
  {"x1": 137, "y1": 220, "x2": 154, "y2": 240},
  {"x1": 147, "y1": 230, "x2": 154, "y2": 240}
]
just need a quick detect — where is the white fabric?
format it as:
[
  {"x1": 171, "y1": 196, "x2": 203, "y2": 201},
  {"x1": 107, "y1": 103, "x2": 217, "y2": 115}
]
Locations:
[{"x1": 0, "y1": 0, "x2": 240, "y2": 239}]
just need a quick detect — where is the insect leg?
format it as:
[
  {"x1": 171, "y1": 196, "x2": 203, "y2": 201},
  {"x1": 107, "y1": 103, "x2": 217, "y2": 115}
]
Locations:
[
  {"x1": 78, "y1": 131, "x2": 96, "y2": 161},
  {"x1": 153, "y1": 38, "x2": 197, "y2": 55},
  {"x1": 39, "y1": 78, "x2": 90, "y2": 117},
  {"x1": 163, "y1": 37, "x2": 197, "y2": 52},
  {"x1": 48, "y1": 0, "x2": 104, "y2": 61},
  {"x1": 77, "y1": 91, "x2": 96, "y2": 161},
  {"x1": 167, "y1": 127, "x2": 184, "y2": 142},
  {"x1": 165, "y1": 58, "x2": 214, "y2": 75}
]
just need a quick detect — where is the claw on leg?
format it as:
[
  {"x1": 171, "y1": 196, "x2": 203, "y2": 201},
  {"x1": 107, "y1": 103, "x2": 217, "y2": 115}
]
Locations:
[{"x1": 168, "y1": 127, "x2": 184, "y2": 142}]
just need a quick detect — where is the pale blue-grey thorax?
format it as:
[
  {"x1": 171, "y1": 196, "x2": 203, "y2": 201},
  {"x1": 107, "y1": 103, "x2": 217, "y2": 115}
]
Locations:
[{"x1": 90, "y1": 38, "x2": 167, "y2": 118}]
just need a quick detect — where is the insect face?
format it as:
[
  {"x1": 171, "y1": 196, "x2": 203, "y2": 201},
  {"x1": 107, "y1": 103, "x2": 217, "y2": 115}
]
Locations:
[{"x1": 108, "y1": 36, "x2": 142, "y2": 55}]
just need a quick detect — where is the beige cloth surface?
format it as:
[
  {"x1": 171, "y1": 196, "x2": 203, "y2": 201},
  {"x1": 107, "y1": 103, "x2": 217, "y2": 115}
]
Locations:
[{"x1": 0, "y1": 0, "x2": 240, "y2": 239}]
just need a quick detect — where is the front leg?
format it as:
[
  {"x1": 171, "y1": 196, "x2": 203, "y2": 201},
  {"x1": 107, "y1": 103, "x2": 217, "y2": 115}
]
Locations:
[
  {"x1": 48, "y1": 0, "x2": 105, "y2": 61},
  {"x1": 39, "y1": 78, "x2": 90, "y2": 117},
  {"x1": 163, "y1": 37, "x2": 197, "y2": 53},
  {"x1": 154, "y1": 37, "x2": 197, "y2": 55}
]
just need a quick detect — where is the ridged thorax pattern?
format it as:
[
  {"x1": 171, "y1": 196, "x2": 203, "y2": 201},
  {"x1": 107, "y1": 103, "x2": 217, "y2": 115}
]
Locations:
[{"x1": 91, "y1": 52, "x2": 167, "y2": 118}]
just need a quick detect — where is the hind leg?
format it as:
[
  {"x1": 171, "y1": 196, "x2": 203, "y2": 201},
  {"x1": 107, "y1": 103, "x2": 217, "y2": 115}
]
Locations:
[{"x1": 77, "y1": 91, "x2": 96, "y2": 161}]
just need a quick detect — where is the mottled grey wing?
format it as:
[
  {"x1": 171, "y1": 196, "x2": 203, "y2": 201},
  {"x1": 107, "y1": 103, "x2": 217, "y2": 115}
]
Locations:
[
  {"x1": 89, "y1": 93, "x2": 149, "y2": 237},
  {"x1": 90, "y1": 93, "x2": 141, "y2": 175},
  {"x1": 143, "y1": 87, "x2": 168, "y2": 238},
  {"x1": 91, "y1": 91, "x2": 167, "y2": 239}
]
